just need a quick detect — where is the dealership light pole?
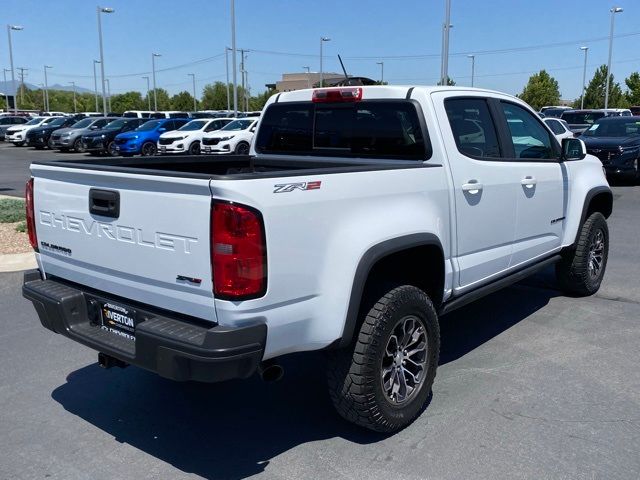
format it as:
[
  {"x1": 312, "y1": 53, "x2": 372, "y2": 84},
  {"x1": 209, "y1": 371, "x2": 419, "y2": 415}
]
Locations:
[
  {"x1": 93, "y1": 60, "x2": 100, "y2": 112},
  {"x1": 605, "y1": 6, "x2": 623, "y2": 109},
  {"x1": 467, "y1": 54, "x2": 475, "y2": 87},
  {"x1": 142, "y1": 76, "x2": 150, "y2": 110},
  {"x1": 7, "y1": 25, "x2": 23, "y2": 113},
  {"x1": 105, "y1": 78, "x2": 111, "y2": 112},
  {"x1": 303, "y1": 66, "x2": 311, "y2": 88},
  {"x1": 43, "y1": 65, "x2": 52, "y2": 112},
  {"x1": 376, "y1": 61, "x2": 384, "y2": 84},
  {"x1": 39, "y1": 84, "x2": 45, "y2": 110},
  {"x1": 70, "y1": 81, "x2": 77, "y2": 113},
  {"x1": 151, "y1": 53, "x2": 161, "y2": 111},
  {"x1": 97, "y1": 6, "x2": 114, "y2": 117},
  {"x1": 3, "y1": 68, "x2": 10, "y2": 111},
  {"x1": 225, "y1": 47, "x2": 231, "y2": 112},
  {"x1": 231, "y1": 0, "x2": 238, "y2": 116},
  {"x1": 320, "y1": 37, "x2": 330, "y2": 88},
  {"x1": 440, "y1": 0, "x2": 452, "y2": 86},
  {"x1": 580, "y1": 46, "x2": 589, "y2": 110},
  {"x1": 188, "y1": 73, "x2": 197, "y2": 112}
]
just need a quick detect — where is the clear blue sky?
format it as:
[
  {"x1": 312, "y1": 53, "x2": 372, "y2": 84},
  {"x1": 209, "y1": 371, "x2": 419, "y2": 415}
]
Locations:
[{"x1": 2, "y1": 0, "x2": 639, "y2": 100}]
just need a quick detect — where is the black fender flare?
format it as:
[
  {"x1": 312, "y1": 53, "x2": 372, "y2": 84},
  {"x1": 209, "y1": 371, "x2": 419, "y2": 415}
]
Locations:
[
  {"x1": 338, "y1": 233, "x2": 443, "y2": 348},
  {"x1": 574, "y1": 186, "x2": 613, "y2": 245}
]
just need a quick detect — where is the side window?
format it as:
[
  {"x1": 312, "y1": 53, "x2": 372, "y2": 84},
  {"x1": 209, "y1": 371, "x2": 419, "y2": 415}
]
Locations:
[
  {"x1": 444, "y1": 98, "x2": 501, "y2": 158},
  {"x1": 501, "y1": 102, "x2": 555, "y2": 159},
  {"x1": 163, "y1": 121, "x2": 175, "y2": 130},
  {"x1": 547, "y1": 120, "x2": 564, "y2": 135},
  {"x1": 94, "y1": 119, "x2": 107, "y2": 128},
  {"x1": 205, "y1": 121, "x2": 219, "y2": 132}
]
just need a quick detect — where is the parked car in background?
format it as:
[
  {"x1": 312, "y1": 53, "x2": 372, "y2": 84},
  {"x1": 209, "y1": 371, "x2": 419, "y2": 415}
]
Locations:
[
  {"x1": 123, "y1": 110, "x2": 153, "y2": 118},
  {"x1": 581, "y1": 116, "x2": 640, "y2": 182},
  {"x1": 543, "y1": 117, "x2": 574, "y2": 142},
  {"x1": 157, "y1": 118, "x2": 232, "y2": 155},
  {"x1": 0, "y1": 116, "x2": 28, "y2": 141},
  {"x1": 561, "y1": 110, "x2": 610, "y2": 134},
  {"x1": 5, "y1": 116, "x2": 61, "y2": 146},
  {"x1": 539, "y1": 106, "x2": 571, "y2": 118},
  {"x1": 630, "y1": 106, "x2": 640, "y2": 116},
  {"x1": 149, "y1": 111, "x2": 191, "y2": 119},
  {"x1": 81, "y1": 118, "x2": 149, "y2": 156},
  {"x1": 114, "y1": 118, "x2": 190, "y2": 156},
  {"x1": 50, "y1": 117, "x2": 118, "y2": 152},
  {"x1": 201, "y1": 118, "x2": 258, "y2": 155},
  {"x1": 25, "y1": 116, "x2": 80, "y2": 149}
]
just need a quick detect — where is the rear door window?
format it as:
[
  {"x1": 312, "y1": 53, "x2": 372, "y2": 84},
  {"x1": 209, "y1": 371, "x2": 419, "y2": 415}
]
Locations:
[
  {"x1": 444, "y1": 98, "x2": 502, "y2": 158},
  {"x1": 256, "y1": 100, "x2": 429, "y2": 160}
]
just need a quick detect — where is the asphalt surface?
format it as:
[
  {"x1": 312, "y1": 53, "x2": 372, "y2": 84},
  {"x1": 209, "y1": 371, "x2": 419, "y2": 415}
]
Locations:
[{"x1": 1, "y1": 146, "x2": 639, "y2": 479}]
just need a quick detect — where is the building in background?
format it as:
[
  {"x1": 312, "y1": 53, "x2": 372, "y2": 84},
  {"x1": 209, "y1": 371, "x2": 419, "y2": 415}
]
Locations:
[{"x1": 267, "y1": 72, "x2": 346, "y2": 92}]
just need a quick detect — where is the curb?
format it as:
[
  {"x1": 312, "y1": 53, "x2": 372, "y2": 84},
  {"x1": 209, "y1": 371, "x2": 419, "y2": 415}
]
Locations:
[
  {"x1": 0, "y1": 252, "x2": 36, "y2": 273},
  {"x1": 0, "y1": 194, "x2": 24, "y2": 201}
]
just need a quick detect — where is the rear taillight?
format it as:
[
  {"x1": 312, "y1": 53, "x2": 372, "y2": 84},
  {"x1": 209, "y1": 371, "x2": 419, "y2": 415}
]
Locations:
[
  {"x1": 312, "y1": 87, "x2": 362, "y2": 103},
  {"x1": 211, "y1": 201, "x2": 266, "y2": 300},
  {"x1": 25, "y1": 178, "x2": 38, "y2": 251}
]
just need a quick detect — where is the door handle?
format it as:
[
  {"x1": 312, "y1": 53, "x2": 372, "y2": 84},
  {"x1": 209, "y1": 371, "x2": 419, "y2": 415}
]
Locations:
[
  {"x1": 462, "y1": 181, "x2": 483, "y2": 194},
  {"x1": 521, "y1": 176, "x2": 537, "y2": 188}
]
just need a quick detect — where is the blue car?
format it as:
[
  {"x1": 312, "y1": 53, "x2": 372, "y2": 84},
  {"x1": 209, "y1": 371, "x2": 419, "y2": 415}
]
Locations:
[{"x1": 114, "y1": 118, "x2": 189, "y2": 156}]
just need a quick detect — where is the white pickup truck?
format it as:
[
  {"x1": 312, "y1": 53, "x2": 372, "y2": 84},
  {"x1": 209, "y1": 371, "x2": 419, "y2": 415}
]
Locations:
[{"x1": 23, "y1": 86, "x2": 612, "y2": 433}]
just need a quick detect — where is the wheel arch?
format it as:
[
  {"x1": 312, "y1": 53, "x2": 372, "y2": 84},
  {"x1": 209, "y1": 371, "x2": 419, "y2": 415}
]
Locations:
[
  {"x1": 338, "y1": 233, "x2": 444, "y2": 348},
  {"x1": 575, "y1": 186, "x2": 613, "y2": 244}
]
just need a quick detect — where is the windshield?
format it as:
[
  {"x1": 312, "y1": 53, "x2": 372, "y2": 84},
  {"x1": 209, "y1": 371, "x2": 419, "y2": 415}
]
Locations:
[
  {"x1": 71, "y1": 118, "x2": 93, "y2": 129},
  {"x1": 104, "y1": 119, "x2": 127, "y2": 129},
  {"x1": 49, "y1": 118, "x2": 67, "y2": 127},
  {"x1": 561, "y1": 112, "x2": 605, "y2": 125},
  {"x1": 221, "y1": 119, "x2": 253, "y2": 131},
  {"x1": 178, "y1": 120, "x2": 206, "y2": 131},
  {"x1": 582, "y1": 119, "x2": 640, "y2": 137},
  {"x1": 25, "y1": 117, "x2": 45, "y2": 125},
  {"x1": 136, "y1": 120, "x2": 162, "y2": 131}
]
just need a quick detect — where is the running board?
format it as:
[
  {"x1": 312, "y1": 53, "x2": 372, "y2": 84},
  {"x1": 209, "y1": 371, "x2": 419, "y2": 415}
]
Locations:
[{"x1": 440, "y1": 254, "x2": 561, "y2": 316}]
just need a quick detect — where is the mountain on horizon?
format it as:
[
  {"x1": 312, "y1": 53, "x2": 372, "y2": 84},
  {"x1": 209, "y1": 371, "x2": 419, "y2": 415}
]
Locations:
[{"x1": 0, "y1": 80, "x2": 94, "y2": 95}]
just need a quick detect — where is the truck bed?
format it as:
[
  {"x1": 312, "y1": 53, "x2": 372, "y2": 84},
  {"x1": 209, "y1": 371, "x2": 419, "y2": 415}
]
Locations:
[{"x1": 31, "y1": 154, "x2": 429, "y2": 180}]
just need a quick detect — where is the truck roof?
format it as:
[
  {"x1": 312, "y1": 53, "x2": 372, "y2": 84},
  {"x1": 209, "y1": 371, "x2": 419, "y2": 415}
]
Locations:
[{"x1": 274, "y1": 85, "x2": 516, "y2": 103}]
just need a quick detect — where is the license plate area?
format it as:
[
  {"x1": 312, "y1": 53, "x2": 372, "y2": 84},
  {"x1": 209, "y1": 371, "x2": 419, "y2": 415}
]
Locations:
[{"x1": 93, "y1": 298, "x2": 138, "y2": 341}]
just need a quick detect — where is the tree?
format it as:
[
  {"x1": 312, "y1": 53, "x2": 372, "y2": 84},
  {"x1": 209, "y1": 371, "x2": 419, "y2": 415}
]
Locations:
[
  {"x1": 582, "y1": 65, "x2": 628, "y2": 109},
  {"x1": 110, "y1": 91, "x2": 145, "y2": 113},
  {"x1": 625, "y1": 72, "x2": 640, "y2": 106},
  {"x1": 249, "y1": 88, "x2": 278, "y2": 111},
  {"x1": 146, "y1": 88, "x2": 171, "y2": 110},
  {"x1": 437, "y1": 76, "x2": 456, "y2": 86},
  {"x1": 170, "y1": 90, "x2": 196, "y2": 111},
  {"x1": 201, "y1": 82, "x2": 230, "y2": 110},
  {"x1": 518, "y1": 70, "x2": 560, "y2": 111}
]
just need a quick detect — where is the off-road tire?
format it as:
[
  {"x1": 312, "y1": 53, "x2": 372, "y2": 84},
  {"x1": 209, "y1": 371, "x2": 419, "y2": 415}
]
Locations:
[
  {"x1": 556, "y1": 212, "x2": 609, "y2": 296},
  {"x1": 327, "y1": 285, "x2": 440, "y2": 433}
]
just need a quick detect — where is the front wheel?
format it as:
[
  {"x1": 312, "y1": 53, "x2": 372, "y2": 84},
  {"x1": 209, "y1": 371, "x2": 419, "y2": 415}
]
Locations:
[
  {"x1": 327, "y1": 285, "x2": 440, "y2": 433},
  {"x1": 73, "y1": 138, "x2": 85, "y2": 153},
  {"x1": 188, "y1": 141, "x2": 200, "y2": 155},
  {"x1": 556, "y1": 212, "x2": 609, "y2": 296},
  {"x1": 13, "y1": 141, "x2": 24, "y2": 147},
  {"x1": 106, "y1": 141, "x2": 118, "y2": 157},
  {"x1": 141, "y1": 141, "x2": 157, "y2": 156},
  {"x1": 235, "y1": 141, "x2": 250, "y2": 155}
]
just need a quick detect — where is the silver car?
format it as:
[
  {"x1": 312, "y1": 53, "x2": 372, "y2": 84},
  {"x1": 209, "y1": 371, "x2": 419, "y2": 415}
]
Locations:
[{"x1": 50, "y1": 117, "x2": 118, "y2": 152}]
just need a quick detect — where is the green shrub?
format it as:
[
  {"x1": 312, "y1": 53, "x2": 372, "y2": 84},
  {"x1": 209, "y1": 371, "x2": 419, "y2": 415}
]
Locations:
[
  {"x1": 0, "y1": 198, "x2": 26, "y2": 223},
  {"x1": 15, "y1": 221, "x2": 27, "y2": 233}
]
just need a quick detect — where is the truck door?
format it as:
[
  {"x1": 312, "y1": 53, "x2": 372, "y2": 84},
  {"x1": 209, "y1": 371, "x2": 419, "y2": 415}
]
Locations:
[{"x1": 433, "y1": 94, "x2": 518, "y2": 290}]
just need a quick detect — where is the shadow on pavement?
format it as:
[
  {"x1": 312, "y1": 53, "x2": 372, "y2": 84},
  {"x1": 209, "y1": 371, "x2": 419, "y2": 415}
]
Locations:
[{"x1": 51, "y1": 269, "x2": 562, "y2": 480}]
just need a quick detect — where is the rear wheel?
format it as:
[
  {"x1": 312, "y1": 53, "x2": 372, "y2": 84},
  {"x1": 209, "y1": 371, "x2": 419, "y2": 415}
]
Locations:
[
  {"x1": 141, "y1": 141, "x2": 157, "y2": 156},
  {"x1": 235, "y1": 141, "x2": 250, "y2": 155},
  {"x1": 556, "y1": 212, "x2": 609, "y2": 296},
  {"x1": 327, "y1": 285, "x2": 440, "y2": 432},
  {"x1": 188, "y1": 141, "x2": 201, "y2": 155}
]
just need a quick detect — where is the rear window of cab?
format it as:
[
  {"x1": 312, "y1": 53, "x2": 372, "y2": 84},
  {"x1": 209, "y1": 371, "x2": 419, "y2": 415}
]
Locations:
[{"x1": 255, "y1": 100, "x2": 431, "y2": 160}]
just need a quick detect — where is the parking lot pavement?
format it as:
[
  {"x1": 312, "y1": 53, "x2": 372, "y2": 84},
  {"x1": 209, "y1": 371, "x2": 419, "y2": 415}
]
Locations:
[
  {"x1": 0, "y1": 142, "x2": 80, "y2": 197},
  {"x1": 0, "y1": 147, "x2": 639, "y2": 479}
]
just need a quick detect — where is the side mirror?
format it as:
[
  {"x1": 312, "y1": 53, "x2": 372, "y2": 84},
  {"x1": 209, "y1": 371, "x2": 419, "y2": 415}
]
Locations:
[
  {"x1": 560, "y1": 137, "x2": 586, "y2": 161},
  {"x1": 90, "y1": 125, "x2": 99, "y2": 130},
  {"x1": 158, "y1": 127, "x2": 166, "y2": 132},
  {"x1": 249, "y1": 126, "x2": 256, "y2": 133}
]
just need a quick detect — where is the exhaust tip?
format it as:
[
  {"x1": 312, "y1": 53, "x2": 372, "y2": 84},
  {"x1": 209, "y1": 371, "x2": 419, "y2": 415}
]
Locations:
[{"x1": 258, "y1": 362, "x2": 284, "y2": 382}]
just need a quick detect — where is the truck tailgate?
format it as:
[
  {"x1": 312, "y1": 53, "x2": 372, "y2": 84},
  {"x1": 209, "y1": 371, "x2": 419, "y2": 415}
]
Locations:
[{"x1": 31, "y1": 164, "x2": 216, "y2": 322}]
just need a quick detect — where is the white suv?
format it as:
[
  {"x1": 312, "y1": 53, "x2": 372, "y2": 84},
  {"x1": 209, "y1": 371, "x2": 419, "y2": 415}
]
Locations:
[
  {"x1": 5, "y1": 116, "x2": 61, "y2": 146},
  {"x1": 201, "y1": 118, "x2": 258, "y2": 155},
  {"x1": 157, "y1": 118, "x2": 233, "y2": 155}
]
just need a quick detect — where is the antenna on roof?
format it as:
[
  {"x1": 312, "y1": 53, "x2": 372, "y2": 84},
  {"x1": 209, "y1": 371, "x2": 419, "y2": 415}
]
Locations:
[{"x1": 337, "y1": 55, "x2": 349, "y2": 81}]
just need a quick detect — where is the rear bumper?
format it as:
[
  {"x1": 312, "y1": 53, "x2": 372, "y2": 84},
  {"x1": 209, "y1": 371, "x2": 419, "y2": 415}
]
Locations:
[
  {"x1": 603, "y1": 164, "x2": 636, "y2": 178},
  {"x1": 22, "y1": 271, "x2": 267, "y2": 383}
]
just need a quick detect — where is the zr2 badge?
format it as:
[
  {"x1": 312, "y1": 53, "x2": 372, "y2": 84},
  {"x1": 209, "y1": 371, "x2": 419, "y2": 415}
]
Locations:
[{"x1": 273, "y1": 181, "x2": 322, "y2": 193}]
